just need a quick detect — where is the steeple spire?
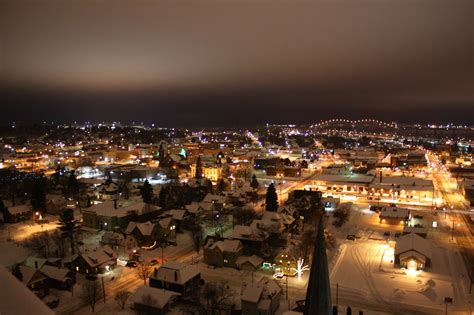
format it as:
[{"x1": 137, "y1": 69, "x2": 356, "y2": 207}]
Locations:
[{"x1": 304, "y1": 216, "x2": 332, "y2": 315}]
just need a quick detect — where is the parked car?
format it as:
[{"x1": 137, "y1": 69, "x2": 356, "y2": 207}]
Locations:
[
  {"x1": 383, "y1": 231, "x2": 390, "y2": 237},
  {"x1": 346, "y1": 234, "x2": 356, "y2": 241},
  {"x1": 413, "y1": 215, "x2": 423, "y2": 219},
  {"x1": 149, "y1": 259, "x2": 158, "y2": 266},
  {"x1": 86, "y1": 274, "x2": 98, "y2": 280},
  {"x1": 126, "y1": 261, "x2": 138, "y2": 268},
  {"x1": 43, "y1": 296, "x2": 60, "y2": 309},
  {"x1": 395, "y1": 232, "x2": 401, "y2": 238}
]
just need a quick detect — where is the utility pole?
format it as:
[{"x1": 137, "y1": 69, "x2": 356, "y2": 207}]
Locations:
[{"x1": 451, "y1": 220, "x2": 455, "y2": 240}]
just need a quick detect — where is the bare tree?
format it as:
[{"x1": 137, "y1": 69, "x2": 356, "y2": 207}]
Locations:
[
  {"x1": 183, "y1": 219, "x2": 204, "y2": 253},
  {"x1": 81, "y1": 280, "x2": 103, "y2": 313},
  {"x1": 23, "y1": 232, "x2": 53, "y2": 258},
  {"x1": 333, "y1": 203, "x2": 351, "y2": 227},
  {"x1": 51, "y1": 230, "x2": 66, "y2": 257},
  {"x1": 115, "y1": 290, "x2": 130, "y2": 310},
  {"x1": 136, "y1": 262, "x2": 151, "y2": 285},
  {"x1": 201, "y1": 281, "x2": 234, "y2": 314},
  {"x1": 233, "y1": 207, "x2": 257, "y2": 226}
]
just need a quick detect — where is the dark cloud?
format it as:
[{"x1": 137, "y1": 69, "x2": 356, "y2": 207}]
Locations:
[{"x1": 0, "y1": 0, "x2": 473, "y2": 126}]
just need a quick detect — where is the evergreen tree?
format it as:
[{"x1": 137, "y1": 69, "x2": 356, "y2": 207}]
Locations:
[
  {"x1": 216, "y1": 179, "x2": 226, "y2": 193},
  {"x1": 68, "y1": 170, "x2": 80, "y2": 196},
  {"x1": 31, "y1": 174, "x2": 47, "y2": 214},
  {"x1": 195, "y1": 156, "x2": 203, "y2": 179},
  {"x1": 141, "y1": 180, "x2": 153, "y2": 204},
  {"x1": 58, "y1": 208, "x2": 80, "y2": 254},
  {"x1": 265, "y1": 183, "x2": 279, "y2": 212},
  {"x1": 159, "y1": 186, "x2": 171, "y2": 209},
  {"x1": 250, "y1": 174, "x2": 259, "y2": 190}
]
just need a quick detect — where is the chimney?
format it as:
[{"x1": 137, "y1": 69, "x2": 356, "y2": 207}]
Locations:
[
  {"x1": 114, "y1": 199, "x2": 117, "y2": 209},
  {"x1": 34, "y1": 261, "x2": 38, "y2": 269},
  {"x1": 154, "y1": 267, "x2": 157, "y2": 278}
]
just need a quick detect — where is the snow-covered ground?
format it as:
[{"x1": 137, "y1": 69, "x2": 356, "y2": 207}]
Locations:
[{"x1": 327, "y1": 204, "x2": 473, "y2": 315}]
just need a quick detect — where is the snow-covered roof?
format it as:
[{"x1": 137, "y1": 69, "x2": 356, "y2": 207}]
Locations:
[
  {"x1": 158, "y1": 217, "x2": 173, "y2": 229},
  {"x1": 395, "y1": 233, "x2": 432, "y2": 259},
  {"x1": 19, "y1": 265, "x2": 47, "y2": 286},
  {"x1": 129, "y1": 286, "x2": 180, "y2": 309},
  {"x1": 86, "y1": 201, "x2": 159, "y2": 218},
  {"x1": 151, "y1": 261, "x2": 200, "y2": 285},
  {"x1": 0, "y1": 267, "x2": 54, "y2": 315},
  {"x1": 24, "y1": 257, "x2": 60, "y2": 269},
  {"x1": 125, "y1": 221, "x2": 156, "y2": 236},
  {"x1": 380, "y1": 206, "x2": 410, "y2": 218},
  {"x1": 403, "y1": 226, "x2": 428, "y2": 235},
  {"x1": 7, "y1": 204, "x2": 32, "y2": 215},
  {"x1": 314, "y1": 174, "x2": 374, "y2": 184},
  {"x1": 167, "y1": 209, "x2": 188, "y2": 221},
  {"x1": 185, "y1": 202, "x2": 201, "y2": 214},
  {"x1": 203, "y1": 193, "x2": 227, "y2": 204},
  {"x1": 205, "y1": 239, "x2": 243, "y2": 253},
  {"x1": 78, "y1": 245, "x2": 117, "y2": 268},
  {"x1": 40, "y1": 265, "x2": 71, "y2": 282},
  {"x1": 232, "y1": 225, "x2": 268, "y2": 242},
  {"x1": 236, "y1": 255, "x2": 263, "y2": 268},
  {"x1": 241, "y1": 283, "x2": 263, "y2": 303}
]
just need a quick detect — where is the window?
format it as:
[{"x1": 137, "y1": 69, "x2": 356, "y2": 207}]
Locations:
[
  {"x1": 76, "y1": 266, "x2": 79, "y2": 272},
  {"x1": 223, "y1": 259, "x2": 228, "y2": 264}
]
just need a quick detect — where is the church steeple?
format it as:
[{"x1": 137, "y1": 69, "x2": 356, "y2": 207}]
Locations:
[{"x1": 304, "y1": 216, "x2": 332, "y2": 315}]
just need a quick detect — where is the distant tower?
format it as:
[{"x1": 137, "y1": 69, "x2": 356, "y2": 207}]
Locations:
[{"x1": 304, "y1": 216, "x2": 332, "y2": 315}]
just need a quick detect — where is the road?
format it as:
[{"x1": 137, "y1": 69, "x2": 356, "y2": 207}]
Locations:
[{"x1": 427, "y1": 151, "x2": 474, "y2": 293}]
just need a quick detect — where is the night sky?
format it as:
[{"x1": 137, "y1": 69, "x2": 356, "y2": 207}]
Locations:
[{"x1": 0, "y1": 0, "x2": 473, "y2": 127}]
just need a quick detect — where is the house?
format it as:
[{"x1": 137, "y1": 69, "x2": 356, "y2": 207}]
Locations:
[
  {"x1": 0, "y1": 267, "x2": 54, "y2": 315},
  {"x1": 45, "y1": 194, "x2": 67, "y2": 215},
  {"x1": 236, "y1": 255, "x2": 263, "y2": 271},
  {"x1": 19, "y1": 265, "x2": 49, "y2": 298},
  {"x1": 202, "y1": 193, "x2": 227, "y2": 211},
  {"x1": 395, "y1": 233, "x2": 432, "y2": 270},
  {"x1": 231, "y1": 225, "x2": 269, "y2": 256},
  {"x1": 82, "y1": 201, "x2": 161, "y2": 230},
  {"x1": 241, "y1": 279, "x2": 281, "y2": 315},
  {"x1": 40, "y1": 265, "x2": 76, "y2": 290},
  {"x1": 24, "y1": 256, "x2": 61, "y2": 269},
  {"x1": 5, "y1": 204, "x2": 32, "y2": 223},
  {"x1": 203, "y1": 238, "x2": 243, "y2": 268},
  {"x1": 65, "y1": 245, "x2": 117, "y2": 274},
  {"x1": 157, "y1": 217, "x2": 177, "y2": 241},
  {"x1": 379, "y1": 206, "x2": 411, "y2": 225},
  {"x1": 129, "y1": 286, "x2": 180, "y2": 314},
  {"x1": 125, "y1": 221, "x2": 161, "y2": 247},
  {"x1": 98, "y1": 182, "x2": 120, "y2": 200},
  {"x1": 149, "y1": 261, "x2": 201, "y2": 297},
  {"x1": 165, "y1": 209, "x2": 189, "y2": 231},
  {"x1": 101, "y1": 231, "x2": 138, "y2": 257}
]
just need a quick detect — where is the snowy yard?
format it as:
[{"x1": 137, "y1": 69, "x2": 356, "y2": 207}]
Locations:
[{"x1": 330, "y1": 240, "x2": 471, "y2": 314}]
